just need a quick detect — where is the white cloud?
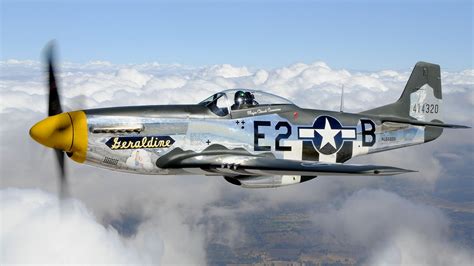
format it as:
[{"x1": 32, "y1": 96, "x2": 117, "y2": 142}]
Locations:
[
  {"x1": 203, "y1": 64, "x2": 252, "y2": 78},
  {"x1": 116, "y1": 68, "x2": 153, "y2": 87},
  {"x1": 145, "y1": 75, "x2": 187, "y2": 90},
  {"x1": 313, "y1": 189, "x2": 473, "y2": 266},
  {"x1": 370, "y1": 230, "x2": 473, "y2": 266},
  {"x1": 0, "y1": 188, "x2": 161, "y2": 264},
  {"x1": 1, "y1": 59, "x2": 472, "y2": 114}
]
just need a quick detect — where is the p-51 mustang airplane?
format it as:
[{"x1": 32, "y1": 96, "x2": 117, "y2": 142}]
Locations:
[{"x1": 30, "y1": 46, "x2": 469, "y2": 192}]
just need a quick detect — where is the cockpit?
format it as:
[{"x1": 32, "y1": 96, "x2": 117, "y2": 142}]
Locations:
[{"x1": 199, "y1": 89, "x2": 295, "y2": 117}]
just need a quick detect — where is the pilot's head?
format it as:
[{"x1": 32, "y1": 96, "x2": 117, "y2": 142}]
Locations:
[{"x1": 234, "y1": 90, "x2": 247, "y2": 107}]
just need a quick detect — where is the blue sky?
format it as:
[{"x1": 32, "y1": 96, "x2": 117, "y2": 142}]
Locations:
[{"x1": 1, "y1": 0, "x2": 472, "y2": 70}]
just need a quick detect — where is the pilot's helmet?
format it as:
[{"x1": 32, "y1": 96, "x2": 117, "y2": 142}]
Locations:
[{"x1": 234, "y1": 90, "x2": 247, "y2": 106}]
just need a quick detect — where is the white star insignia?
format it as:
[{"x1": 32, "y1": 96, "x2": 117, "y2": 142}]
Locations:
[{"x1": 315, "y1": 118, "x2": 340, "y2": 149}]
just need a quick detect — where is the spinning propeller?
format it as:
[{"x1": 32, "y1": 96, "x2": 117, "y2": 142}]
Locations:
[
  {"x1": 30, "y1": 43, "x2": 88, "y2": 200},
  {"x1": 48, "y1": 44, "x2": 68, "y2": 199}
]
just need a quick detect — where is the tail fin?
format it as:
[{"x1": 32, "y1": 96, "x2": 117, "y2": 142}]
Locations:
[{"x1": 362, "y1": 61, "x2": 443, "y2": 123}]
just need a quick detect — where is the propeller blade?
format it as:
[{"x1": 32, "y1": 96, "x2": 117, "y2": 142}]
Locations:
[
  {"x1": 45, "y1": 42, "x2": 69, "y2": 199},
  {"x1": 46, "y1": 42, "x2": 63, "y2": 116},
  {"x1": 54, "y1": 148, "x2": 69, "y2": 199}
]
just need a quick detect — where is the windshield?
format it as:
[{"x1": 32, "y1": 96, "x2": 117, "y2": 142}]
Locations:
[
  {"x1": 199, "y1": 92, "x2": 229, "y2": 116},
  {"x1": 199, "y1": 92, "x2": 225, "y2": 106}
]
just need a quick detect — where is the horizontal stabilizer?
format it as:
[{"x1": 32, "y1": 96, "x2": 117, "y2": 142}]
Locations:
[{"x1": 381, "y1": 117, "x2": 470, "y2": 129}]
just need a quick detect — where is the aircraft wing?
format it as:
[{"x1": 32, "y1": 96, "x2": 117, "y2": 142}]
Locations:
[{"x1": 156, "y1": 147, "x2": 414, "y2": 177}]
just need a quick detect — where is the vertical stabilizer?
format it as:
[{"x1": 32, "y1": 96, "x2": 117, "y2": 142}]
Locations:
[{"x1": 362, "y1": 62, "x2": 443, "y2": 123}]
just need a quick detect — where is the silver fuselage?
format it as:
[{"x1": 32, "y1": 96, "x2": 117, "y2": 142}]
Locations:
[{"x1": 84, "y1": 104, "x2": 440, "y2": 175}]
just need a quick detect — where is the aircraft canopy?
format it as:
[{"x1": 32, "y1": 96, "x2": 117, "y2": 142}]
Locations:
[{"x1": 199, "y1": 89, "x2": 294, "y2": 116}]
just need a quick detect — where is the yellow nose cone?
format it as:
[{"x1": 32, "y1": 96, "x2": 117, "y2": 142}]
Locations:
[
  {"x1": 30, "y1": 111, "x2": 88, "y2": 163},
  {"x1": 30, "y1": 113, "x2": 73, "y2": 150}
]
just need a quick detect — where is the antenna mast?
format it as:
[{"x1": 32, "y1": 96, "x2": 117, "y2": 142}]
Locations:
[{"x1": 339, "y1": 84, "x2": 344, "y2": 112}]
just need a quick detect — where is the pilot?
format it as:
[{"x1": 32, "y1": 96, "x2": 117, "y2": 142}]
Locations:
[{"x1": 231, "y1": 90, "x2": 258, "y2": 110}]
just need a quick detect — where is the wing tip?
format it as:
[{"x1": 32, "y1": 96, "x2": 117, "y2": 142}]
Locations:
[
  {"x1": 372, "y1": 167, "x2": 417, "y2": 176},
  {"x1": 439, "y1": 124, "x2": 471, "y2": 129}
]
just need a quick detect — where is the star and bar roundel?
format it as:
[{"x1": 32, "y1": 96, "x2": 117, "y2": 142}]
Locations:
[{"x1": 298, "y1": 116, "x2": 357, "y2": 155}]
